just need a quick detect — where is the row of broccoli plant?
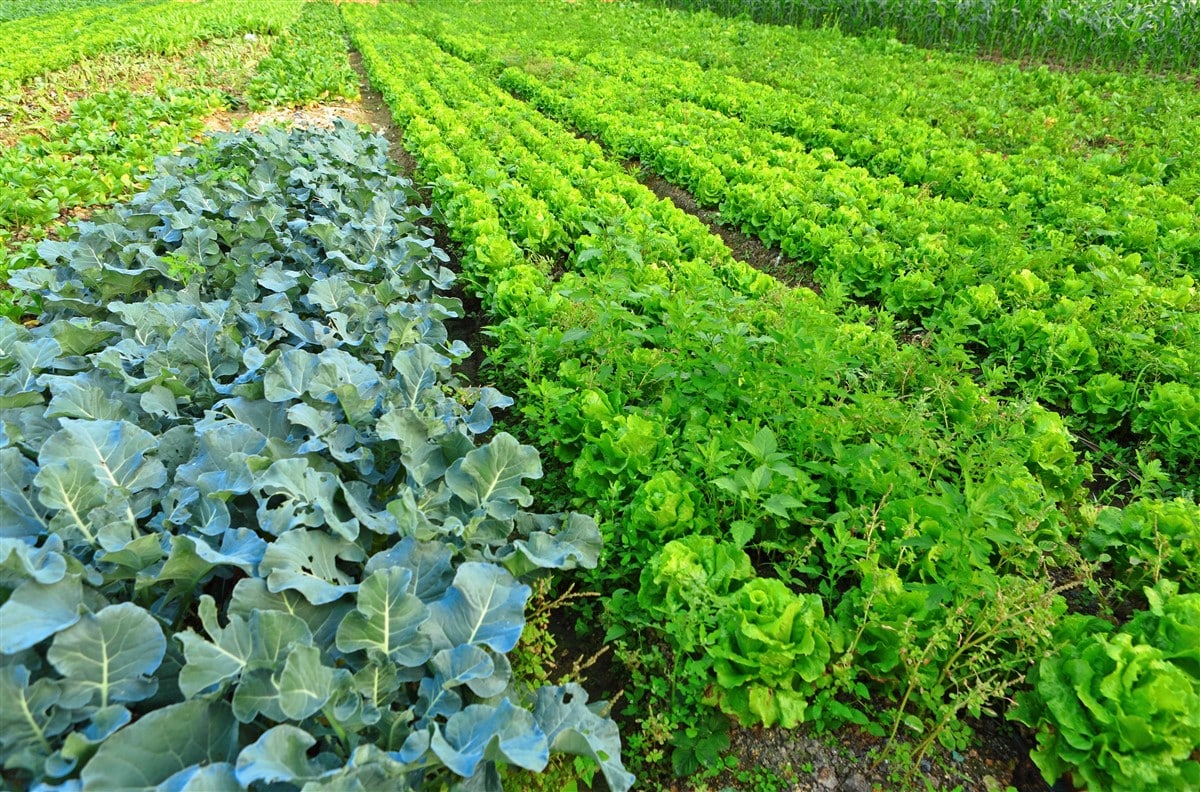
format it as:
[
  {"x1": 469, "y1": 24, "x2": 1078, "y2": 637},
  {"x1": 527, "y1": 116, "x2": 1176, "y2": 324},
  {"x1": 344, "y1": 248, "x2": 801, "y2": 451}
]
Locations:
[
  {"x1": 0, "y1": 121, "x2": 632, "y2": 792},
  {"x1": 423, "y1": 30, "x2": 1199, "y2": 490},
  {"x1": 344, "y1": 12, "x2": 1200, "y2": 790}
]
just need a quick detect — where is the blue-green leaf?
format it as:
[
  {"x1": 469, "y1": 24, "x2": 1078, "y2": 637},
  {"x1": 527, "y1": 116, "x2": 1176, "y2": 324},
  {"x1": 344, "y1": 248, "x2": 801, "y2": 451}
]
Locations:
[
  {"x1": 533, "y1": 684, "x2": 634, "y2": 792},
  {"x1": 39, "y1": 419, "x2": 166, "y2": 495},
  {"x1": 277, "y1": 644, "x2": 341, "y2": 720},
  {"x1": 335, "y1": 566, "x2": 431, "y2": 666},
  {"x1": 430, "y1": 698, "x2": 549, "y2": 777},
  {"x1": 47, "y1": 603, "x2": 166, "y2": 708},
  {"x1": 0, "y1": 573, "x2": 83, "y2": 654},
  {"x1": 1, "y1": 447, "x2": 47, "y2": 539},
  {"x1": 0, "y1": 535, "x2": 67, "y2": 586},
  {"x1": 426, "y1": 563, "x2": 530, "y2": 653},
  {"x1": 0, "y1": 665, "x2": 75, "y2": 773},
  {"x1": 235, "y1": 725, "x2": 322, "y2": 787},
  {"x1": 260, "y1": 528, "x2": 363, "y2": 605},
  {"x1": 154, "y1": 762, "x2": 240, "y2": 792},
  {"x1": 80, "y1": 700, "x2": 238, "y2": 790},
  {"x1": 365, "y1": 537, "x2": 454, "y2": 603},
  {"x1": 445, "y1": 433, "x2": 541, "y2": 519}
]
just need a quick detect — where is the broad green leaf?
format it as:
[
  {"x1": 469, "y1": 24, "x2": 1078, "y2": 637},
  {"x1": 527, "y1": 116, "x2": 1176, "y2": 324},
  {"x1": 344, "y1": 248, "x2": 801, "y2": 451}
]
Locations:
[
  {"x1": 231, "y1": 668, "x2": 288, "y2": 724},
  {"x1": 533, "y1": 684, "x2": 634, "y2": 792},
  {"x1": 48, "y1": 318, "x2": 119, "y2": 358},
  {"x1": 431, "y1": 698, "x2": 549, "y2": 778},
  {"x1": 335, "y1": 566, "x2": 432, "y2": 666},
  {"x1": 365, "y1": 537, "x2": 454, "y2": 603},
  {"x1": 34, "y1": 458, "x2": 107, "y2": 546},
  {"x1": 154, "y1": 762, "x2": 240, "y2": 792},
  {"x1": 81, "y1": 700, "x2": 238, "y2": 790},
  {"x1": 505, "y1": 512, "x2": 602, "y2": 576},
  {"x1": 51, "y1": 705, "x2": 133, "y2": 777},
  {"x1": 176, "y1": 419, "x2": 266, "y2": 499},
  {"x1": 158, "y1": 531, "x2": 266, "y2": 591},
  {"x1": 445, "y1": 433, "x2": 541, "y2": 519},
  {"x1": 47, "y1": 603, "x2": 166, "y2": 708},
  {"x1": 0, "y1": 665, "x2": 75, "y2": 774},
  {"x1": 234, "y1": 725, "x2": 321, "y2": 786},
  {"x1": 0, "y1": 535, "x2": 67, "y2": 587},
  {"x1": 277, "y1": 644, "x2": 340, "y2": 720},
  {"x1": 426, "y1": 562, "x2": 530, "y2": 653},
  {"x1": 228, "y1": 578, "x2": 349, "y2": 649},
  {"x1": 176, "y1": 596, "x2": 255, "y2": 698},
  {"x1": 260, "y1": 528, "x2": 363, "y2": 605},
  {"x1": 263, "y1": 349, "x2": 316, "y2": 403},
  {"x1": 39, "y1": 419, "x2": 166, "y2": 495},
  {"x1": 393, "y1": 344, "x2": 446, "y2": 408},
  {"x1": 0, "y1": 573, "x2": 83, "y2": 654},
  {"x1": 0, "y1": 447, "x2": 47, "y2": 539},
  {"x1": 418, "y1": 644, "x2": 496, "y2": 721},
  {"x1": 42, "y1": 374, "x2": 135, "y2": 422},
  {"x1": 353, "y1": 660, "x2": 399, "y2": 710},
  {"x1": 254, "y1": 457, "x2": 356, "y2": 539},
  {"x1": 167, "y1": 319, "x2": 241, "y2": 389}
]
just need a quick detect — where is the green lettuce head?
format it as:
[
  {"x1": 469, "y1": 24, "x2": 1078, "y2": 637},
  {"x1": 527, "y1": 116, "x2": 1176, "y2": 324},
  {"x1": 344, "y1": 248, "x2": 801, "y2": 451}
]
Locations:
[
  {"x1": 1012, "y1": 604, "x2": 1200, "y2": 791},
  {"x1": 630, "y1": 471, "x2": 700, "y2": 538},
  {"x1": 709, "y1": 578, "x2": 833, "y2": 729},
  {"x1": 637, "y1": 535, "x2": 753, "y2": 617}
]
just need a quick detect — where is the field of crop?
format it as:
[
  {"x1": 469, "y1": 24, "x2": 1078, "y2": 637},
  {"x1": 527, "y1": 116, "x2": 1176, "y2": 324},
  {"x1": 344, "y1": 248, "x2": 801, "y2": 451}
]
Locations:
[{"x1": 2, "y1": 1, "x2": 1198, "y2": 791}]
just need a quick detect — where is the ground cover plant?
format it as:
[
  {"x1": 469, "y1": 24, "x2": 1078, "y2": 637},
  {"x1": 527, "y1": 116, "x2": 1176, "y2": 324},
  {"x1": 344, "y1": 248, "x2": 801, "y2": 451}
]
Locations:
[{"x1": 1, "y1": 121, "x2": 631, "y2": 792}]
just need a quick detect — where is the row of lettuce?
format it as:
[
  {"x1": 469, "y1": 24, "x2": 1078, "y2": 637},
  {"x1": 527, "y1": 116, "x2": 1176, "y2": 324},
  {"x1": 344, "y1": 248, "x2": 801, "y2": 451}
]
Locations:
[
  {"x1": 1, "y1": 0, "x2": 359, "y2": 321},
  {"x1": 416, "y1": 0, "x2": 1200, "y2": 205},
  {"x1": 402, "y1": 0, "x2": 1200, "y2": 493},
  {"x1": 1, "y1": 121, "x2": 632, "y2": 792},
  {"x1": 342, "y1": 6, "x2": 1200, "y2": 789}
]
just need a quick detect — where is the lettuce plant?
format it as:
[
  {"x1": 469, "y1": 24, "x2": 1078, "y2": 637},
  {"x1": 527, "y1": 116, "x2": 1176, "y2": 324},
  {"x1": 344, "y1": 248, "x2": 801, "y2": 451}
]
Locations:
[
  {"x1": 1083, "y1": 499, "x2": 1200, "y2": 593},
  {"x1": 1011, "y1": 586, "x2": 1200, "y2": 791},
  {"x1": 709, "y1": 578, "x2": 835, "y2": 729},
  {"x1": 635, "y1": 537, "x2": 834, "y2": 728}
]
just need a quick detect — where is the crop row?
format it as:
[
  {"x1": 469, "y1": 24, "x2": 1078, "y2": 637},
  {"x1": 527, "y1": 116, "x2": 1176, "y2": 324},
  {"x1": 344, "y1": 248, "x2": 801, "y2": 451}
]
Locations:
[
  {"x1": 498, "y1": 40, "x2": 1197, "y2": 265},
  {"x1": 1, "y1": 121, "x2": 630, "y2": 791},
  {"x1": 0, "y1": 0, "x2": 132, "y2": 24},
  {"x1": 1, "y1": 1, "x2": 359, "y2": 321},
  {"x1": 342, "y1": 12, "x2": 1200, "y2": 784},
  {"x1": 409, "y1": 0, "x2": 1200, "y2": 204},
  {"x1": 407, "y1": 22, "x2": 1200, "y2": 488},
  {"x1": 0, "y1": 0, "x2": 302, "y2": 87},
  {"x1": 650, "y1": 0, "x2": 1200, "y2": 71}
]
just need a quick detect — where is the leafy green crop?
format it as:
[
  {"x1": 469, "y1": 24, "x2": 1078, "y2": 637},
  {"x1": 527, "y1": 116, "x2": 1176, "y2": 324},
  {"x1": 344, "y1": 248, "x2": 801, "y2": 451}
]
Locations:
[
  {"x1": 709, "y1": 577, "x2": 835, "y2": 729},
  {"x1": 634, "y1": 538, "x2": 836, "y2": 729},
  {"x1": 650, "y1": 0, "x2": 1200, "y2": 71},
  {"x1": 246, "y1": 0, "x2": 359, "y2": 110},
  {"x1": 1011, "y1": 581, "x2": 1200, "y2": 791},
  {"x1": 0, "y1": 122, "x2": 630, "y2": 791}
]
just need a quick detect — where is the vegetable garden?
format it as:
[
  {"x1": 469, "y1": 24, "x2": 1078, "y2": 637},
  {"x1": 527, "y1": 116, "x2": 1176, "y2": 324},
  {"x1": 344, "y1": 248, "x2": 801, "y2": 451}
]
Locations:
[{"x1": 2, "y1": 1, "x2": 1198, "y2": 791}]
